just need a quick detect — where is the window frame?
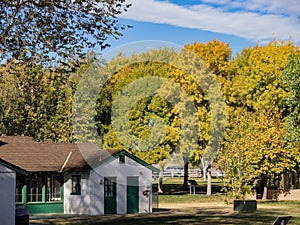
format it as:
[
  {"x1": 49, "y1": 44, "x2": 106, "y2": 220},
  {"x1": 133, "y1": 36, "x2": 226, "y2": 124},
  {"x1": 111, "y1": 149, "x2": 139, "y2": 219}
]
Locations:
[
  {"x1": 119, "y1": 154, "x2": 125, "y2": 164},
  {"x1": 46, "y1": 174, "x2": 62, "y2": 202},
  {"x1": 71, "y1": 175, "x2": 81, "y2": 195},
  {"x1": 27, "y1": 174, "x2": 43, "y2": 202}
]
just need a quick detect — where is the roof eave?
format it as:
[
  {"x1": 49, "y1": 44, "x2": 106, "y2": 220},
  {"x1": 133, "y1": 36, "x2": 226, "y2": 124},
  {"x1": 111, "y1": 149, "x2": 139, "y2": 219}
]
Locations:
[{"x1": 0, "y1": 158, "x2": 29, "y2": 176}]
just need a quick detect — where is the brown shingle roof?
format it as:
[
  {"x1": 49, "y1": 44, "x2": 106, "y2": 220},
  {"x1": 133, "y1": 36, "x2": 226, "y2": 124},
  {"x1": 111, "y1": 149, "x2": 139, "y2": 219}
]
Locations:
[{"x1": 0, "y1": 136, "x2": 120, "y2": 172}]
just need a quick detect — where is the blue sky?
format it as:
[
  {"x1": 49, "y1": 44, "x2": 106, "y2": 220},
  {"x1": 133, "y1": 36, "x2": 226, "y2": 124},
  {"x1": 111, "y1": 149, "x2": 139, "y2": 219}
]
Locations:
[{"x1": 103, "y1": 0, "x2": 300, "y2": 56}]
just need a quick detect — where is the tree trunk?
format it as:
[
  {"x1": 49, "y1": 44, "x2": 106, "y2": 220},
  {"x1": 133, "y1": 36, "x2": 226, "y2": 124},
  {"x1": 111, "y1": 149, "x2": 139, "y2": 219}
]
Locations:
[
  {"x1": 158, "y1": 160, "x2": 167, "y2": 194},
  {"x1": 203, "y1": 167, "x2": 207, "y2": 182},
  {"x1": 183, "y1": 155, "x2": 189, "y2": 190},
  {"x1": 207, "y1": 167, "x2": 212, "y2": 195},
  {"x1": 262, "y1": 175, "x2": 268, "y2": 200},
  {"x1": 158, "y1": 170, "x2": 163, "y2": 193},
  {"x1": 201, "y1": 157, "x2": 208, "y2": 182}
]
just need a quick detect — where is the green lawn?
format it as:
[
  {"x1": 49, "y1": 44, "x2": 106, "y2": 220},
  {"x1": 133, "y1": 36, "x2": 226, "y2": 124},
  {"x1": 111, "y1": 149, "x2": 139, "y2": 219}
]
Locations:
[
  {"x1": 30, "y1": 198, "x2": 300, "y2": 225},
  {"x1": 153, "y1": 177, "x2": 223, "y2": 194}
]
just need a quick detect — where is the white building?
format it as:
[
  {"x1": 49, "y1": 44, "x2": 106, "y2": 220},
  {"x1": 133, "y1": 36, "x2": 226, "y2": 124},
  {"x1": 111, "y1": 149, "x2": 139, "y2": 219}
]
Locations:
[
  {"x1": 0, "y1": 136, "x2": 159, "y2": 216},
  {"x1": 0, "y1": 158, "x2": 28, "y2": 225},
  {"x1": 64, "y1": 149, "x2": 155, "y2": 214}
]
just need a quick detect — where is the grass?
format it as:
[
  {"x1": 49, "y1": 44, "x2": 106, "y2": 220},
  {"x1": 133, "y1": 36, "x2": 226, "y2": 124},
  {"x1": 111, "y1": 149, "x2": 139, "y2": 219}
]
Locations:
[
  {"x1": 30, "y1": 178, "x2": 300, "y2": 225},
  {"x1": 153, "y1": 177, "x2": 223, "y2": 194}
]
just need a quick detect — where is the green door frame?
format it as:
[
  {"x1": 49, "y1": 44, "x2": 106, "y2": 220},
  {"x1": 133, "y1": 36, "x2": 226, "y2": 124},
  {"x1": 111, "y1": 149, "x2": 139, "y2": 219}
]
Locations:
[
  {"x1": 127, "y1": 176, "x2": 139, "y2": 213},
  {"x1": 104, "y1": 177, "x2": 117, "y2": 214}
]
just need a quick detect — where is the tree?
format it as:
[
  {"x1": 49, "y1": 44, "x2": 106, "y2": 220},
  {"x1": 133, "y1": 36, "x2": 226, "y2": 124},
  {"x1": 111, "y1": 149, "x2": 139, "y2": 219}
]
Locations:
[
  {"x1": 218, "y1": 108, "x2": 255, "y2": 200},
  {"x1": 231, "y1": 40, "x2": 298, "y2": 112},
  {"x1": 219, "y1": 40, "x2": 300, "y2": 200},
  {"x1": 184, "y1": 40, "x2": 231, "y2": 194},
  {"x1": 94, "y1": 51, "x2": 181, "y2": 164},
  {"x1": 0, "y1": 54, "x2": 102, "y2": 142},
  {"x1": 0, "y1": 0, "x2": 131, "y2": 64},
  {"x1": 282, "y1": 53, "x2": 300, "y2": 142},
  {"x1": 93, "y1": 47, "x2": 222, "y2": 192},
  {"x1": 0, "y1": 59, "x2": 78, "y2": 141},
  {"x1": 219, "y1": 108, "x2": 297, "y2": 200}
]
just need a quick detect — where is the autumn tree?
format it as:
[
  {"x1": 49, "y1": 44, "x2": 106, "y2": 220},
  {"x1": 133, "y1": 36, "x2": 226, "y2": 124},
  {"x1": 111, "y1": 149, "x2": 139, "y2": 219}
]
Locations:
[
  {"x1": 219, "y1": 39, "x2": 300, "y2": 199},
  {"x1": 220, "y1": 108, "x2": 297, "y2": 200},
  {"x1": 94, "y1": 50, "x2": 181, "y2": 164},
  {"x1": 282, "y1": 53, "x2": 300, "y2": 142},
  {"x1": 184, "y1": 40, "x2": 232, "y2": 194},
  {"x1": 230, "y1": 40, "x2": 298, "y2": 112},
  {"x1": 92, "y1": 47, "x2": 223, "y2": 191},
  {"x1": 0, "y1": 60, "x2": 77, "y2": 141},
  {"x1": 219, "y1": 108, "x2": 256, "y2": 199}
]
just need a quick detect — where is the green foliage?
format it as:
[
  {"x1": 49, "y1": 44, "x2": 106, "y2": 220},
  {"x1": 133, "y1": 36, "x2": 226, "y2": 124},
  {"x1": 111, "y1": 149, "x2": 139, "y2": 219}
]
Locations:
[
  {"x1": 0, "y1": 0, "x2": 131, "y2": 64},
  {"x1": 231, "y1": 40, "x2": 298, "y2": 111},
  {"x1": 0, "y1": 56, "x2": 98, "y2": 142},
  {"x1": 282, "y1": 53, "x2": 300, "y2": 144},
  {"x1": 218, "y1": 40, "x2": 300, "y2": 199},
  {"x1": 94, "y1": 46, "x2": 225, "y2": 166},
  {"x1": 95, "y1": 50, "x2": 183, "y2": 164}
]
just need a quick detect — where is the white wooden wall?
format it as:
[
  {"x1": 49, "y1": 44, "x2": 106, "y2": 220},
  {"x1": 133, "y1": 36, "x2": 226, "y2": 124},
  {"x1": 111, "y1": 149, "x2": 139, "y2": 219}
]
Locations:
[
  {"x1": 0, "y1": 164, "x2": 16, "y2": 225},
  {"x1": 64, "y1": 171, "x2": 90, "y2": 214},
  {"x1": 63, "y1": 155, "x2": 153, "y2": 215},
  {"x1": 89, "y1": 155, "x2": 153, "y2": 215}
]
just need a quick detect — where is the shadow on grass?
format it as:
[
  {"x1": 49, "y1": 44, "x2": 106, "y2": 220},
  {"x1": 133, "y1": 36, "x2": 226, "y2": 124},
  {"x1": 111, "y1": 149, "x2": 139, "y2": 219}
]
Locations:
[
  {"x1": 30, "y1": 207, "x2": 299, "y2": 225},
  {"x1": 29, "y1": 213, "x2": 275, "y2": 225}
]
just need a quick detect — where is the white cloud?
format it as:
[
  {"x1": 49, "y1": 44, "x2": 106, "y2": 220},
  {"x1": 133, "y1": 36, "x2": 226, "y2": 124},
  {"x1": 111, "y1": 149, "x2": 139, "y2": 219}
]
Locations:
[
  {"x1": 121, "y1": 0, "x2": 300, "y2": 43},
  {"x1": 200, "y1": 0, "x2": 300, "y2": 16}
]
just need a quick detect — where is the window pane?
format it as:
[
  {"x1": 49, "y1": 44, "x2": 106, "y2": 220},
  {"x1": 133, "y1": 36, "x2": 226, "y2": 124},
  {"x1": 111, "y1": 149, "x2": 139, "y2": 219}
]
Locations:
[
  {"x1": 16, "y1": 174, "x2": 24, "y2": 203},
  {"x1": 27, "y1": 174, "x2": 43, "y2": 202},
  {"x1": 72, "y1": 175, "x2": 81, "y2": 194},
  {"x1": 104, "y1": 178, "x2": 115, "y2": 197},
  {"x1": 46, "y1": 174, "x2": 62, "y2": 201},
  {"x1": 119, "y1": 155, "x2": 125, "y2": 164}
]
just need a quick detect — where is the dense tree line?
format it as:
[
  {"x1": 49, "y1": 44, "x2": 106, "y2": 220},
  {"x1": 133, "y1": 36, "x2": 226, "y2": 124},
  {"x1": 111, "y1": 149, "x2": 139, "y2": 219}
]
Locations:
[{"x1": 0, "y1": 39, "x2": 299, "y2": 199}]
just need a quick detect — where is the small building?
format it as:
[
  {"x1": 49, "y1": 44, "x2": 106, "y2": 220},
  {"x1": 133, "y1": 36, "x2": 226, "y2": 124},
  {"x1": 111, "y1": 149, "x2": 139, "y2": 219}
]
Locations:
[
  {"x1": 0, "y1": 136, "x2": 159, "y2": 216},
  {"x1": 0, "y1": 158, "x2": 28, "y2": 225}
]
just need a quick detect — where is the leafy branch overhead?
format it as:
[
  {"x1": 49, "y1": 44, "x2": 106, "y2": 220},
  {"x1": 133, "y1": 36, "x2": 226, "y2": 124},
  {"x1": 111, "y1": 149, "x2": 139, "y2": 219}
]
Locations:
[{"x1": 0, "y1": 0, "x2": 131, "y2": 63}]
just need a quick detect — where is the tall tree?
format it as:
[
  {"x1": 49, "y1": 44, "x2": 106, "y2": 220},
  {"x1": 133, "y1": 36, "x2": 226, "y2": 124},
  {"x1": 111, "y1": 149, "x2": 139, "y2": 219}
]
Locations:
[
  {"x1": 0, "y1": 0, "x2": 131, "y2": 64},
  {"x1": 0, "y1": 60, "x2": 78, "y2": 141},
  {"x1": 220, "y1": 108, "x2": 298, "y2": 200},
  {"x1": 94, "y1": 47, "x2": 218, "y2": 191},
  {"x1": 282, "y1": 53, "x2": 300, "y2": 142},
  {"x1": 219, "y1": 39, "x2": 300, "y2": 199},
  {"x1": 184, "y1": 40, "x2": 232, "y2": 194},
  {"x1": 231, "y1": 40, "x2": 298, "y2": 112},
  {"x1": 95, "y1": 50, "x2": 181, "y2": 164}
]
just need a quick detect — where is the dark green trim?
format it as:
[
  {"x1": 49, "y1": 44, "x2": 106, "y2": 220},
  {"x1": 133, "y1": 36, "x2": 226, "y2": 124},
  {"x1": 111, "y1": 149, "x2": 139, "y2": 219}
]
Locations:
[
  {"x1": 117, "y1": 151, "x2": 159, "y2": 172},
  {"x1": 98, "y1": 150, "x2": 160, "y2": 173},
  {"x1": 42, "y1": 184, "x2": 46, "y2": 202},
  {"x1": 0, "y1": 158, "x2": 28, "y2": 176},
  {"x1": 27, "y1": 201, "x2": 64, "y2": 214},
  {"x1": 61, "y1": 178, "x2": 64, "y2": 205},
  {"x1": 22, "y1": 184, "x2": 27, "y2": 206},
  {"x1": 104, "y1": 177, "x2": 117, "y2": 214},
  {"x1": 17, "y1": 172, "x2": 65, "y2": 214}
]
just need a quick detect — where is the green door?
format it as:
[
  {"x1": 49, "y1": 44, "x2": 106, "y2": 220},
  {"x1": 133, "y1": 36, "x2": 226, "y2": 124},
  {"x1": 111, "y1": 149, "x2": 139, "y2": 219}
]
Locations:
[
  {"x1": 104, "y1": 177, "x2": 116, "y2": 214},
  {"x1": 127, "y1": 176, "x2": 139, "y2": 213}
]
